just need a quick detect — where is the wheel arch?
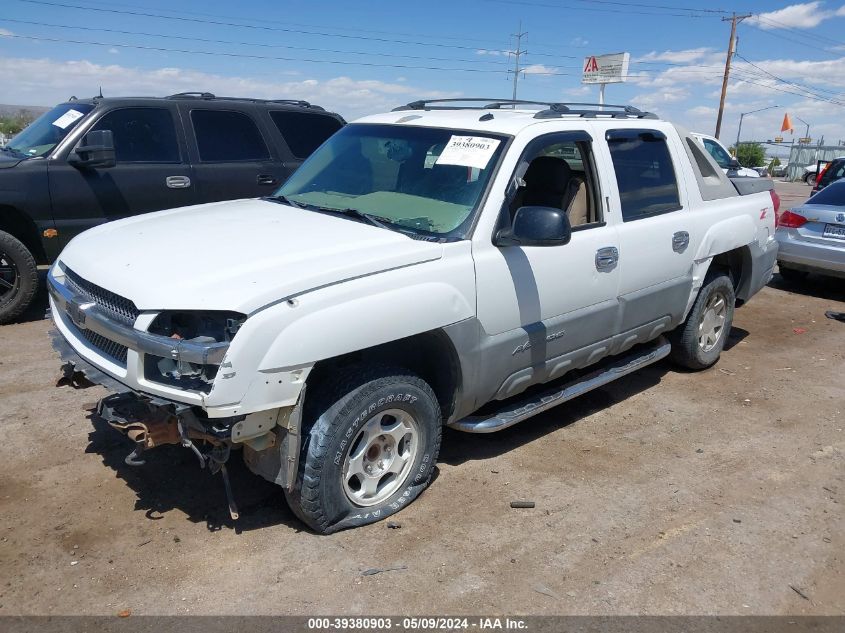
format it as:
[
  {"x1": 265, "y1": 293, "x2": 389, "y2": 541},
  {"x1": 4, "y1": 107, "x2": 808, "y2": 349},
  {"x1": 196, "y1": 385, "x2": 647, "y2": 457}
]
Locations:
[
  {"x1": 305, "y1": 328, "x2": 463, "y2": 424},
  {"x1": 0, "y1": 205, "x2": 47, "y2": 264}
]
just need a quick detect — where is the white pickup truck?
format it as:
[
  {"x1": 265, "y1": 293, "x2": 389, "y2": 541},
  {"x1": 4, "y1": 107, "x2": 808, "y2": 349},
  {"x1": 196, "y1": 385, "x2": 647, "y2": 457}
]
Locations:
[{"x1": 49, "y1": 99, "x2": 779, "y2": 533}]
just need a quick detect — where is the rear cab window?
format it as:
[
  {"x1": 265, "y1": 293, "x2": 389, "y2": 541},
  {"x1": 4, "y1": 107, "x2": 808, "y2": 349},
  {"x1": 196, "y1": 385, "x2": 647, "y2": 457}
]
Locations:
[
  {"x1": 269, "y1": 110, "x2": 343, "y2": 159},
  {"x1": 607, "y1": 129, "x2": 681, "y2": 221},
  {"x1": 190, "y1": 109, "x2": 270, "y2": 162}
]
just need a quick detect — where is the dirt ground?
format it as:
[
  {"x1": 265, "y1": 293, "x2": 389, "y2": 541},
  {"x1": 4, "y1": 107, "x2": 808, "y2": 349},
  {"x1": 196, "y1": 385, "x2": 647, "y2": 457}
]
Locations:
[{"x1": 0, "y1": 181, "x2": 842, "y2": 616}]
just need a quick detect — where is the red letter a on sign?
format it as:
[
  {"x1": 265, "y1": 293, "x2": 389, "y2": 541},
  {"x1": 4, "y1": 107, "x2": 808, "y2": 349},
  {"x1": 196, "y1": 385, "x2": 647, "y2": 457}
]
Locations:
[{"x1": 584, "y1": 56, "x2": 598, "y2": 72}]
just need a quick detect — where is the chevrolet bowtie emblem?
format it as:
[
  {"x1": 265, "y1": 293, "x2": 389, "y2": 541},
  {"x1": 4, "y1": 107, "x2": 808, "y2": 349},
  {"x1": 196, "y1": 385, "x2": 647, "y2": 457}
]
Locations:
[{"x1": 67, "y1": 297, "x2": 96, "y2": 330}]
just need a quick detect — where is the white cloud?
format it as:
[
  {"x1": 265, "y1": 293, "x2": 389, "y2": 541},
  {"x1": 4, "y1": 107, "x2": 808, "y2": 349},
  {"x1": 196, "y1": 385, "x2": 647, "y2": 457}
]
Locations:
[
  {"x1": 107, "y1": 48, "x2": 119, "y2": 55},
  {"x1": 562, "y1": 85, "x2": 591, "y2": 97},
  {"x1": 569, "y1": 36, "x2": 589, "y2": 47},
  {"x1": 476, "y1": 49, "x2": 507, "y2": 56},
  {"x1": 637, "y1": 48, "x2": 713, "y2": 64},
  {"x1": 522, "y1": 64, "x2": 556, "y2": 75},
  {"x1": 748, "y1": 1, "x2": 843, "y2": 30},
  {"x1": 0, "y1": 55, "x2": 456, "y2": 119},
  {"x1": 0, "y1": 29, "x2": 14, "y2": 37}
]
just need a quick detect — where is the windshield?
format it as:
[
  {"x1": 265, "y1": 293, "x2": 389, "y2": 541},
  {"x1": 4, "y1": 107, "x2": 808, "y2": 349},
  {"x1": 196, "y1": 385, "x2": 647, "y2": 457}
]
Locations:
[
  {"x1": 808, "y1": 180, "x2": 845, "y2": 206},
  {"x1": 276, "y1": 123, "x2": 508, "y2": 238},
  {"x1": 6, "y1": 103, "x2": 94, "y2": 157}
]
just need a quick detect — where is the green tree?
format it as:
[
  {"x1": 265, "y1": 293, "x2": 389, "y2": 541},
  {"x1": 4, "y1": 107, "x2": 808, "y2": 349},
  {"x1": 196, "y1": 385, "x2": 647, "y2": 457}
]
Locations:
[
  {"x1": 0, "y1": 112, "x2": 35, "y2": 137},
  {"x1": 767, "y1": 157, "x2": 781, "y2": 172},
  {"x1": 729, "y1": 142, "x2": 766, "y2": 168}
]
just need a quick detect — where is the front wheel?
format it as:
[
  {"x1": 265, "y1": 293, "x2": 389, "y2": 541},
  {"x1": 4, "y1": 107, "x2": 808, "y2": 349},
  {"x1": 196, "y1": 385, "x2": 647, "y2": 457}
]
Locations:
[
  {"x1": 0, "y1": 230, "x2": 39, "y2": 325},
  {"x1": 669, "y1": 274, "x2": 736, "y2": 370},
  {"x1": 804, "y1": 172, "x2": 817, "y2": 186},
  {"x1": 285, "y1": 365, "x2": 442, "y2": 534}
]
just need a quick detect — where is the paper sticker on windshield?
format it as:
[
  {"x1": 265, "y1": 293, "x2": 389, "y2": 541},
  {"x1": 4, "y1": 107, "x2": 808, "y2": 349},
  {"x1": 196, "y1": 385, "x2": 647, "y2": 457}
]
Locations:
[
  {"x1": 436, "y1": 136, "x2": 500, "y2": 170},
  {"x1": 52, "y1": 109, "x2": 84, "y2": 130}
]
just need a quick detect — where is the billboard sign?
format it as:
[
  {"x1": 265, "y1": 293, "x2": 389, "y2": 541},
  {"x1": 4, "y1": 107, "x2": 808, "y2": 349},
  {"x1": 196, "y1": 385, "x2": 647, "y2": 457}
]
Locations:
[{"x1": 582, "y1": 52, "x2": 630, "y2": 84}]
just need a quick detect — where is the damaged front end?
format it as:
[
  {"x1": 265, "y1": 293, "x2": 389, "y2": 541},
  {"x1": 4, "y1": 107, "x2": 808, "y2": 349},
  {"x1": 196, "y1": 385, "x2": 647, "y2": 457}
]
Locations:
[
  {"x1": 96, "y1": 392, "x2": 243, "y2": 519},
  {"x1": 52, "y1": 329, "x2": 304, "y2": 521}
]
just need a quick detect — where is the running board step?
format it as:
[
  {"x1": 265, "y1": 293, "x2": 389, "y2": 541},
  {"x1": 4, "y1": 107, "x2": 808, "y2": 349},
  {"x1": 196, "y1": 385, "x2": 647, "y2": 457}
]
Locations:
[{"x1": 449, "y1": 337, "x2": 671, "y2": 433}]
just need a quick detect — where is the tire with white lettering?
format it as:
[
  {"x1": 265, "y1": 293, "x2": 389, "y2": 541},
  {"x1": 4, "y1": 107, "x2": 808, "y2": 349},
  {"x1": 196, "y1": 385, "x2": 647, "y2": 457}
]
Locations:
[
  {"x1": 669, "y1": 273, "x2": 735, "y2": 371},
  {"x1": 285, "y1": 365, "x2": 441, "y2": 534}
]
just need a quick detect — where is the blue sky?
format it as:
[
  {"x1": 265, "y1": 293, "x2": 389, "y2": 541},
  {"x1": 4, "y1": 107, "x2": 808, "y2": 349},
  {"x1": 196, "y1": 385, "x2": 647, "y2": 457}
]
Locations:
[{"x1": 2, "y1": 0, "x2": 845, "y2": 155}]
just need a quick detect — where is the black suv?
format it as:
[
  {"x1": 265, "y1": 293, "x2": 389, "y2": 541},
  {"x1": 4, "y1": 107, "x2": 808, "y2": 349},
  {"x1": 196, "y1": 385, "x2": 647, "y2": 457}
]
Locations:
[
  {"x1": 0, "y1": 92, "x2": 345, "y2": 323},
  {"x1": 812, "y1": 157, "x2": 845, "y2": 194}
]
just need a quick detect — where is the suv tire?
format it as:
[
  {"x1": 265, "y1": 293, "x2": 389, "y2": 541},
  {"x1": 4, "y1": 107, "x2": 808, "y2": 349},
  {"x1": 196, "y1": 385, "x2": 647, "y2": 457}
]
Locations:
[
  {"x1": 669, "y1": 273, "x2": 735, "y2": 370},
  {"x1": 804, "y1": 172, "x2": 816, "y2": 186},
  {"x1": 0, "y1": 230, "x2": 38, "y2": 325},
  {"x1": 285, "y1": 365, "x2": 442, "y2": 534}
]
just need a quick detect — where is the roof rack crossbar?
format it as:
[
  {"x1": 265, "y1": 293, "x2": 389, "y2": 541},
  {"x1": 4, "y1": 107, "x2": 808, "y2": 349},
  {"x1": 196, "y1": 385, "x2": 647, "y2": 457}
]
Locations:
[{"x1": 393, "y1": 98, "x2": 656, "y2": 119}]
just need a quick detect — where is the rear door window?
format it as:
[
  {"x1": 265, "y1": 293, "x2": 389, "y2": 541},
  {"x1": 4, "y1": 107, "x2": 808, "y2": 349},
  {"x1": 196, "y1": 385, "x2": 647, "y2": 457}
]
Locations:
[
  {"x1": 190, "y1": 109, "x2": 270, "y2": 162},
  {"x1": 607, "y1": 129, "x2": 681, "y2": 221},
  {"x1": 269, "y1": 110, "x2": 342, "y2": 159},
  {"x1": 92, "y1": 107, "x2": 180, "y2": 163}
]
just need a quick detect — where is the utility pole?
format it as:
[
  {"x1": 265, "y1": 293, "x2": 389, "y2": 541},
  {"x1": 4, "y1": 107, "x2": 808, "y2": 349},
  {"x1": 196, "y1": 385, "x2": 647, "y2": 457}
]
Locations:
[
  {"x1": 509, "y1": 22, "x2": 527, "y2": 104},
  {"x1": 715, "y1": 12, "x2": 752, "y2": 139}
]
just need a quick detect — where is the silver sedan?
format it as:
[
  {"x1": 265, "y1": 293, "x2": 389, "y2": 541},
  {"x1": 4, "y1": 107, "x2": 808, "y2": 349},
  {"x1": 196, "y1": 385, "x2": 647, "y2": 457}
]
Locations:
[{"x1": 776, "y1": 179, "x2": 845, "y2": 281}]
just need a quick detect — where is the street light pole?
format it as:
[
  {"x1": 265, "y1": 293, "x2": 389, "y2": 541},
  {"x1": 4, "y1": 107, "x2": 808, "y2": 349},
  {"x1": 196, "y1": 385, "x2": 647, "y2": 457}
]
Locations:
[
  {"x1": 793, "y1": 116, "x2": 810, "y2": 143},
  {"x1": 735, "y1": 104, "x2": 779, "y2": 154}
]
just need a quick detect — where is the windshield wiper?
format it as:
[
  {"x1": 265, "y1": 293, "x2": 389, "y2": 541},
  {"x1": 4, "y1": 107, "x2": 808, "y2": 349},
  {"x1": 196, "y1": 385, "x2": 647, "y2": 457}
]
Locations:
[
  {"x1": 265, "y1": 194, "x2": 304, "y2": 208},
  {"x1": 0, "y1": 146, "x2": 26, "y2": 158},
  {"x1": 312, "y1": 206, "x2": 395, "y2": 231}
]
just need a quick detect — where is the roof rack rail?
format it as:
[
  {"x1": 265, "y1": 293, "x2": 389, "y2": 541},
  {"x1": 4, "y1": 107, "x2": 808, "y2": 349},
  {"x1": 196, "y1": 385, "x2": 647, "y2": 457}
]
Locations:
[
  {"x1": 392, "y1": 98, "x2": 657, "y2": 119},
  {"x1": 164, "y1": 93, "x2": 318, "y2": 108},
  {"x1": 532, "y1": 102, "x2": 657, "y2": 119},
  {"x1": 166, "y1": 92, "x2": 216, "y2": 100},
  {"x1": 393, "y1": 98, "x2": 557, "y2": 111}
]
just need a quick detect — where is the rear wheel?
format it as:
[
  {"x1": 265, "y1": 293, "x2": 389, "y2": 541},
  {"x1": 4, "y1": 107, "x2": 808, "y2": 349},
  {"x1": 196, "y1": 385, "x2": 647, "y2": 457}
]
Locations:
[
  {"x1": 778, "y1": 263, "x2": 809, "y2": 282},
  {"x1": 285, "y1": 365, "x2": 442, "y2": 534},
  {"x1": 0, "y1": 230, "x2": 38, "y2": 325},
  {"x1": 670, "y1": 273, "x2": 735, "y2": 370},
  {"x1": 804, "y1": 172, "x2": 817, "y2": 186}
]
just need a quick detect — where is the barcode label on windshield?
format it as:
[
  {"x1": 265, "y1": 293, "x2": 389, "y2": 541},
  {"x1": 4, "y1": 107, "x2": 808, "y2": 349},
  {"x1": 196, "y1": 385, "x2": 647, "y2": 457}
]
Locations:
[{"x1": 436, "y1": 135, "x2": 500, "y2": 170}]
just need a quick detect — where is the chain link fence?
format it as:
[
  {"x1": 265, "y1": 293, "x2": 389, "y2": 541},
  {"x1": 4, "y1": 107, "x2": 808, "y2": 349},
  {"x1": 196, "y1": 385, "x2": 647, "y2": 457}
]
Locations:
[{"x1": 786, "y1": 144, "x2": 845, "y2": 182}]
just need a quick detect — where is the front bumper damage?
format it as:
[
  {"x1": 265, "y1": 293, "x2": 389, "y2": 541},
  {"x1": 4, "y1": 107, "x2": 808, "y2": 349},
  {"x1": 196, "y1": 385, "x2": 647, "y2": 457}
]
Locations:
[{"x1": 50, "y1": 328, "x2": 304, "y2": 520}]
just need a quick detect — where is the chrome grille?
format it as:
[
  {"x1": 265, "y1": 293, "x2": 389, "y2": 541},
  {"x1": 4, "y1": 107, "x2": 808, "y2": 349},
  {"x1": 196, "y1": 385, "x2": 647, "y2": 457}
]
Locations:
[
  {"x1": 79, "y1": 329, "x2": 129, "y2": 365},
  {"x1": 65, "y1": 268, "x2": 139, "y2": 326},
  {"x1": 63, "y1": 268, "x2": 137, "y2": 366}
]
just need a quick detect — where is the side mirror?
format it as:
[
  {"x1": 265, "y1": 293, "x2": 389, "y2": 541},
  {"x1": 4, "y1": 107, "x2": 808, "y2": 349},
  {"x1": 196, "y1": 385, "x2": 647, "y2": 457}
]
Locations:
[
  {"x1": 69, "y1": 129, "x2": 116, "y2": 169},
  {"x1": 495, "y1": 206, "x2": 572, "y2": 247},
  {"x1": 728, "y1": 158, "x2": 742, "y2": 171}
]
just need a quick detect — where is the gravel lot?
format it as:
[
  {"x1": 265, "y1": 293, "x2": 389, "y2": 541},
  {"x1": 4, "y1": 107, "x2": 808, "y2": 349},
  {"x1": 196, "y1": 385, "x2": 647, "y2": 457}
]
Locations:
[{"x1": 0, "y1": 181, "x2": 842, "y2": 616}]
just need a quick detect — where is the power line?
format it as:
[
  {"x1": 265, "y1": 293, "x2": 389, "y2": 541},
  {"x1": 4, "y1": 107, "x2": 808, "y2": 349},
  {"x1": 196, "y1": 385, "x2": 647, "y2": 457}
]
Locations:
[
  {"x1": 0, "y1": 17, "x2": 514, "y2": 67},
  {"x1": 751, "y1": 15, "x2": 845, "y2": 48},
  {"x1": 0, "y1": 32, "x2": 578, "y2": 76},
  {"x1": 474, "y1": 0, "x2": 720, "y2": 18},
  {"x1": 12, "y1": 0, "x2": 517, "y2": 54}
]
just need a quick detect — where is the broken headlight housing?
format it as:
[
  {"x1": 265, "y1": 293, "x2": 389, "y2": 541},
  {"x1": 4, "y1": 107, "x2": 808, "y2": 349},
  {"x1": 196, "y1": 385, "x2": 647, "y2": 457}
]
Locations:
[{"x1": 144, "y1": 311, "x2": 246, "y2": 391}]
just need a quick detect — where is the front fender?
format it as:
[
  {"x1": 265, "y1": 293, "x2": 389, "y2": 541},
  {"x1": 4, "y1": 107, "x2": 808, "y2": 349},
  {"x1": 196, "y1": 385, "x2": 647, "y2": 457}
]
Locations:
[{"x1": 203, "y1": 243, "x2": 477, "y2": 417}]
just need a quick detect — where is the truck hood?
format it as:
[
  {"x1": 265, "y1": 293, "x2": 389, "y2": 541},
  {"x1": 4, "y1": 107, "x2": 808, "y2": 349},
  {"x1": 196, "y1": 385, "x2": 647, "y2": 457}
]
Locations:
[
  {"x1": 0, "y1": 151, "x2": 24, "y2": 169},
  {"x1": 58, "y1": 198, "x2": 443, "y2": 313}
]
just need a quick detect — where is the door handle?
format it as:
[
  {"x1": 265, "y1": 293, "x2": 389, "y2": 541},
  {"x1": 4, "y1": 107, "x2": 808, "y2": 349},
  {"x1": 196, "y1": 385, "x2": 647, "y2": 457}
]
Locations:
[
  {"x1": 165, "y1": 175, "x2": 191, "y2": 189},
  {"x1": 672, "y1": 231, "x2": 690, "y2": 253},
  {"x1": 595, "y1": 246, "x2": 619, "y2": 271},
  {"x1": 256, "y1": 174, "x2": 279, "y2": 186}
]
